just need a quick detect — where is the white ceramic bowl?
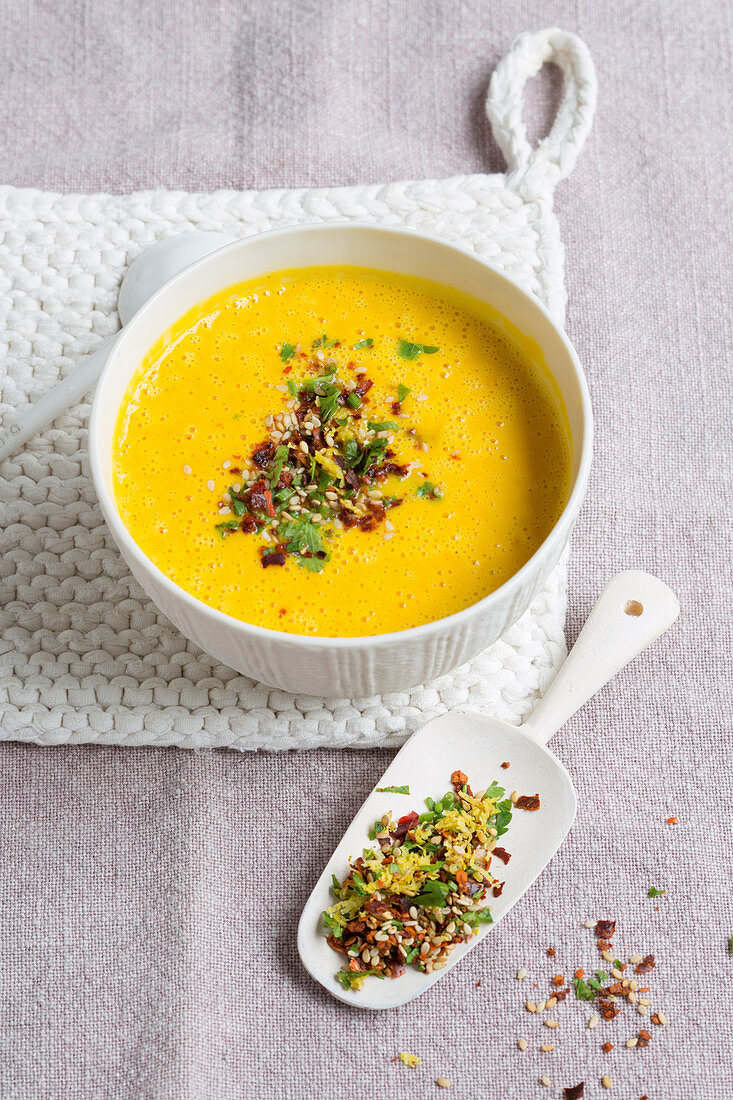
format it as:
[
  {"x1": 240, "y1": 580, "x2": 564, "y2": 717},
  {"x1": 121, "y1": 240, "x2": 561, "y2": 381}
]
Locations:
[{"x1": 89, "y1": 224, "x2": 592, "y2": 697}]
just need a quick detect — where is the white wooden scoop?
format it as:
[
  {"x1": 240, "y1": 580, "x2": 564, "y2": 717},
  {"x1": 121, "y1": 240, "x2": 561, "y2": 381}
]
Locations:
[{"x1": 298, "y1": 570, "x2": 680, "y2": 1009}]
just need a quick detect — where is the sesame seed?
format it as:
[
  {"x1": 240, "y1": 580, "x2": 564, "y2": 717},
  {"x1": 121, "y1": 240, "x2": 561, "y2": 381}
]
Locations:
[
  {"x1": 206, "y1": 480, "x2": 215, "y2": 491},
  {"x1": 626, "y1": 1038, "x2": 638, "y2": 1048},
  {"x1": 518, "y1": 1038, "x2": 528, "y2": 1051},
  {"x1": 222, "y1": 460, "x2": 231, "y2": 470},
  {"x1": 315, "y1": 349, "x2": 325, "y2": 363},
  {"x1": 536, "y1": 1001, "x2": 546, "y2": 1013},
  {"x1": 656, "y1": 1011, "x2": 668, "y2": 1026},
  {"x1": 516, "y1": 968, "x2": 528, "y2": 981},
  {"x1": 275, "y1": 384, "x2": 288, "y2": 392},
  {"x1": 419, "y1": 442, "x2": 429, "y2": 452},
  {"x1": 612, "y1": 968, "x2": 623, "y2": 979},
  {"x1": 436, "y1": 1079, "x2": 451, "y2": 1089},
  {"x1": 299, "y1": 441, "x2": 309, "y2": 454},
  {"x1": 416, "y1": 393, "x2": 428, "y2": 401},
  {"x1": 584, "y1": 919, "x2": 595, "y2": 929},
  {"x1": 218, "y1": 507, "x2": 231, "y2": 516},
  {"x1": 588, "y1": 1015, "x2": 600, "y2": 1030},
  {"x1": 546, "y1": 997, "x2": 557, "y2": 1009},
  {"x1": 231, "y1": 483, "x2": 241, "y2": 493},
  {"x1": 541, "y1": 1075, "x2": 551, "y2": 1087},
  {"x1": 541, "y1": 1044, "x2": 555, "y2": 1053},
  {"x1": 629, "y1": 979, "x2": 638, "y2": 990},
  {"x1": 629, "y1": 954, "x2": 643, "y2": 964},
  {"x1": 488, "y1": 827, "x2": 498, "y2": 837},
  {"x1": 637, "y1": 1005, "x2": 648, "y2": 1016},
  {"x1": 544, "y1": 1019, "x2": 558, "y2": 1029},
  {"x1": 510, "y1": 791, "x2": 518, "y2": 804},
  {"x1": 526, "y1": 1001, "x2": 537, "y2": 1013},
  {"x1": 355, "y1": 365, "x2": 367, "y2": 375},
  {"x1": 601, "y1": 949, "x2": 615, "y2": 962},
  {"x1": 383, "y1": 532, "x2": 394, "y2": 541},
  {"x1": 183, "y1": 464, "x2": 192, "y2": 475},
  {"x1": 602, "y1": 1075, "x2": 612, "y2": 1089},
  {"x1": 629, "y1": 992, "x2": 638, "y2": 1004},
  {"x1": 639, "y1": 997, "x2": 651, "y2": 1006}
]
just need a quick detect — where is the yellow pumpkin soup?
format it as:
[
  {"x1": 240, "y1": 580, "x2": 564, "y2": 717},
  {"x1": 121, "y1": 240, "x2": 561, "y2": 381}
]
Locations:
[{"x1": 113, "y1": 267, "x2": 570, "y2": 636}]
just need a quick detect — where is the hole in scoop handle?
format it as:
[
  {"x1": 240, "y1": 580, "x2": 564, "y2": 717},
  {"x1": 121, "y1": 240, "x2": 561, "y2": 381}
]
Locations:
[{"x1": 523, "y1": 570, "x2": 680, "y2": 745}]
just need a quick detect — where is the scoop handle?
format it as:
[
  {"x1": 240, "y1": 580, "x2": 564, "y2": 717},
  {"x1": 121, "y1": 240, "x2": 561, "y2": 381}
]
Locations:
[{"x1": 523, "y1": 570, "x2": 680, "y2": 745}]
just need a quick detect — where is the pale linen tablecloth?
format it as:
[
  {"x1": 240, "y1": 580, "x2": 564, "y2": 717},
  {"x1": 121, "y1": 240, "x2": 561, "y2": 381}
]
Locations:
[{"x1": 0, "y1": 2, "x2": 731, "y2": 1098}]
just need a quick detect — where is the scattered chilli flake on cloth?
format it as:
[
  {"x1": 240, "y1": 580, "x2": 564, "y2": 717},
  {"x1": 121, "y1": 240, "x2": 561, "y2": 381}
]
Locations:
[
  {"x1": 514, "y1": 918, "x2": 669, "y2": 1096},
  {"x1": 0, "y1": 25, "x2": 597, "y2": 749}
]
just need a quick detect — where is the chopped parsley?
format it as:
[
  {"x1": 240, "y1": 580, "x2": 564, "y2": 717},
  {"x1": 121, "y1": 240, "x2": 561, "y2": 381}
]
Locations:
[
  {"x1": 268, "y1": 445, "x2": 288, "y2": 488},
  {"x1": 214, "y1": 520, "x2": 240, "y2": 537},
  {"x1": 335, "y1": 968, "x2": 384, "y2": 991},
  {"x1": 353, "y1": 338, "x2": 374, "y2": 349},
  {"x1": 376, "y1": 784, "x2": 410, "y2": 795},
  {"x1": 648, "y1": 886, "x2": 666, "y2": 898},
  {"x1": 280, "y1": 342, "x2": 296, "y2": 361},
  {"x1": 463, "y1": 907, "x2": 494, "y2": 928},
  {"x1": 368, "y1": 421, "x2": 399, "y2": 432},
  {"x1": 322, "y1": 912, "x2": 343, "y2": 939},
  {"x1": 397, "y1": 339, "x2": 440, "y2": 359},
  {"x1": 397, "y1": 383, "x2": 410, "y2": 403},
  {"x1": 416, "y1": 481, "x2": 444, "y2": 500},
  {"x1": 573, "y1": 976, "x2": 597, "y2": 1001},
  {"x1": 312, "y1": 334, "x2": 338, "y2": 348},
  {"x1": 279, "y1": 517, "x2": 329, "y2": 572}
]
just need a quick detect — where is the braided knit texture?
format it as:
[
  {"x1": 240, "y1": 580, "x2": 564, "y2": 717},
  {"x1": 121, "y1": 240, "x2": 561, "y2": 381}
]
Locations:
[{"x1": 0, "y1": 28, "x2": 597, "y2": 751}]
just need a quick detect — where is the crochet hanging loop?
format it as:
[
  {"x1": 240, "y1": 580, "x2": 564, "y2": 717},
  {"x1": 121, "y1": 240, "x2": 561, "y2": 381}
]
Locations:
[{"x1": 486, "y1": 27, "x2": 598, "y2": 200}]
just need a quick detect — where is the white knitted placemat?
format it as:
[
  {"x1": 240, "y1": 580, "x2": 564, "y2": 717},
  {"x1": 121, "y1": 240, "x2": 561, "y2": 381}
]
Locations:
[{"x1": 0, "y1": 29, "x2": 596, "y2": 751}]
